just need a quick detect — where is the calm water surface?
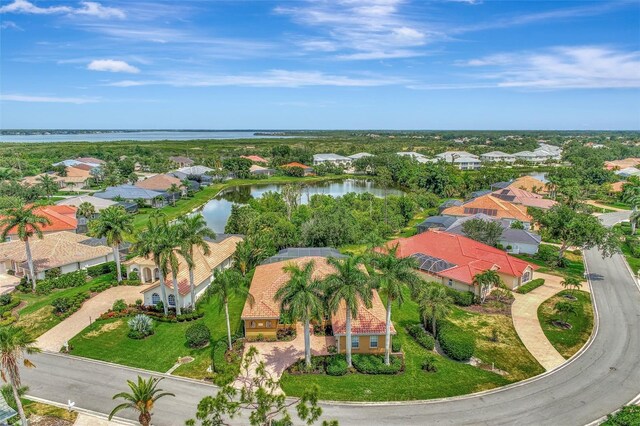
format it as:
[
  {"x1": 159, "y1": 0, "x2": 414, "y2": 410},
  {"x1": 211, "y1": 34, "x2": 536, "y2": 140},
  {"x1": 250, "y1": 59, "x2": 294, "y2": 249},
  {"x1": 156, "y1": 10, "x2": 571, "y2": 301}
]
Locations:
[
  {"x1": 200, "y1": 179, "x2": 404, "y2": 233},
  {"x1": 0, "y1": 131, "x2": 294, "y2": 143}
]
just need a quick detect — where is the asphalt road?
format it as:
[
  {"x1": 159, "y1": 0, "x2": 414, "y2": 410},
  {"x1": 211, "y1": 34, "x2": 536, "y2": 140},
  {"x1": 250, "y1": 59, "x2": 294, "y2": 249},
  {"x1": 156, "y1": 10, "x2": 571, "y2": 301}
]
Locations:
[{"x1": 21, "y1": 229, "x2": 640, "y2": 425}]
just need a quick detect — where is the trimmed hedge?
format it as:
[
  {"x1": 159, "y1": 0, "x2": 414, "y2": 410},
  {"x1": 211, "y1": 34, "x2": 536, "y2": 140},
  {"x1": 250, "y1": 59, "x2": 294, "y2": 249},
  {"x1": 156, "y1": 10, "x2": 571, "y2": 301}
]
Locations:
[
  {"x1": 437, "y1": 321, "x2": 475, "y2": 361},
  {"x1": 406, "y1": 324, "x2": 435, "y2": 350},
  {"x1": 36, "y1": 270, "x2": 88, "y2": 295},
  {"x1": 392, "y1": 339, "x2": 401, "y2": 353},
  {"x1": 0, "y1": 296, "x2": 20, "y2": 315},
  {"x1": 517, "y1": 278, "x2": 546, "y2": 294},
  {"x1": 86, "y1": 261, "x2": 116, "y2": 277},
  {"x1": 185, "y1": 323, "x2": 211, "y2": 348},
  {"x1": 351, "y1": 354, "x2": 403, "y2": 375},
  {"x1": 445, "y1": 288, "x2": 476, "y2": 306},
  {"x1": 51, "y1": 292, "x2": 90, "y2": 319},
  {"x1": 326, "y1": 355, "x2": 348, "y2": 376}
]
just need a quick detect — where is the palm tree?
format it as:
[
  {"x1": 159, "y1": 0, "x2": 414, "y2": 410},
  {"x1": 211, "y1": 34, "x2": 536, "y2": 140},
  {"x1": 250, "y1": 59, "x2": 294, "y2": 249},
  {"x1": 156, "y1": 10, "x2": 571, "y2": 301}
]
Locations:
[
  {"x1": 561, "y1": 277, "x2": 582, "y2": 297},
  {"x1": 76, "y1": 201, "x2": 96, "y2": 219},
  {"x1": 472, "y1": 270, "x2": 502, "y2": 304},
  {"x1": 0, "y1": 326, "x2": 40, "y2": 426},
  {"x1": 205, "y1": 269, "x2": 252, "y2": 350},
  {"x1": 554, "y1": 301, "x2": 578, "y2": 326},
  {"x1": 0, "y1": 205, "x2": 51, "y2": 291},
  {"x1": 416, "y1": 285, "x2": 452, "y2": 337},
  {"x1": 177, "y1": 215, "x2": 216, "y2": 307},
  {"x1": 630, "y1": 207, "x2": 640, "y2": 235},
  {"x1": 275, "y1": 261, "x2": 325, "y2": 368},
  {"x1": 89, "y1": 205, "x2": 133, "y2": 283},
  {"x1": 109, "y1": 376, "x2": 174, "y2": 426},
  {"x1": 370, "y1": 245, "x2": 421, "y2": 365},
  {"x1": 36, "y1": 174, "x2": 58, "y2": 198},
  {"x1": 133, "y1": 216, "x2": 170, "y2": 316},
  {"x1": 324, "y1": 256, "x2": 372, "y2": 368},
  {"x1": 233, "y1": 238, "x2": 264, "y2": 277},
  {"x1": 167, "y1": 183, "x2": 181, "y2": 206},
  {"x1": 163, "y1": 224, "x2": 184, "y2": 316}
]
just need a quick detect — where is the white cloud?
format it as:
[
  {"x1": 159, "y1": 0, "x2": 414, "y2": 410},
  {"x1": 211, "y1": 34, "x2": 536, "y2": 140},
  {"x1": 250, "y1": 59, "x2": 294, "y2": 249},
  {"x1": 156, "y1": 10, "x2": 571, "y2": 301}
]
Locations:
[
  {"x1": 0, "y1": 94, "x2": 98, "y2": 104},
  {"x1": 87, "y1": 59, "x2": 140, "y2": 73},
  {"x1": 0, "y1": 20, "x2": 23, "y2": 30},
  {"x1": 107, "y1": 69, "x2": 407, "y2": 88},
  {"x1": 0, "y1": 0, "x2": 124, "y2": 19}
]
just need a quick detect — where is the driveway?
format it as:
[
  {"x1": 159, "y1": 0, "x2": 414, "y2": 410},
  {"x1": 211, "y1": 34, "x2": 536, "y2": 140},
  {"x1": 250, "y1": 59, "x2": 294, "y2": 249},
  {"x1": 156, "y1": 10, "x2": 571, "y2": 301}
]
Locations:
[
  {"x1": 241, "y1": 323, "x2": 335, "y2": 381},
  {"x1": 511, "y1": 272, "x2": 589, "y2": 371},
  {"x1": 36, "y1": 284, "x2": 151, "y2": 352},
  {"x1": 0, "y1": 273, "x2": 20, "y2": 295}
]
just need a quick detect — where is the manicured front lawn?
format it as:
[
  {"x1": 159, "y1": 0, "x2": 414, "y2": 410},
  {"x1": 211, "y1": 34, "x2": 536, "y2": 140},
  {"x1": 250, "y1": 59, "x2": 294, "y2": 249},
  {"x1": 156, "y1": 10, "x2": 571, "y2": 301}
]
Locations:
[
  {"x1": 68, "y1": 292, "x2": 246, "y2": 378},
  {"x1": 514, "y1": 246, "x2": 585, "y2": 280},
  {"x1": 537, "y1": 290, "x2": 593, "y2": 359},
  {"x1": 615, "y1": 222, "x2": 640, "y2": 274},
  {"x1": 280, "y1": 290, "x2": 541, "y2": 401}
]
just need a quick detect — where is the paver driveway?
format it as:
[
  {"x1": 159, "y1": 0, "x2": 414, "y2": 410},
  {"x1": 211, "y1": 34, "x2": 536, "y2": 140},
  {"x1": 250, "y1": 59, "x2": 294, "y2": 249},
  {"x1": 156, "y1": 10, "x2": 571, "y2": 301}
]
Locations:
[
  {"x1": 511, "y1": 272, "x2": 590, "y2": 370},
  {"x1": 36, "y1": 284, "x2": 151, "y2": 352}
]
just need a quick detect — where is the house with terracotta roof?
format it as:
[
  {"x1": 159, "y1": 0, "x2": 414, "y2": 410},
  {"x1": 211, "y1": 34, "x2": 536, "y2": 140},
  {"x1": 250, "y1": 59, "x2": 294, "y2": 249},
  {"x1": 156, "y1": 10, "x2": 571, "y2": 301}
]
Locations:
[
  {"x1": 604, "y1": 158, "x2": 640, "y2": 171},
  {"x1": 491, "y1": 187, "x2": 556, "y2": 209},
  {"x1": 1, "y1": 205, "x2": 78, "y2": 242},
  {"x1": 280, "y1": 162, "x2": 314, "y2": 176},
  {"x1": 382, "y1": 230, "x2": 537, "y2": 296},
  {"x1": 250, "y1": 164, "x2": 275, "y2": 176},
  {"x1": 135, "y1": 174, "x2": 185, "y2": 193},
  {"x1": 241, "y1": 255, "x2": 394, "y2": 354},
  {"x1": 22, "y1": 165, "x2": 92, "y2": 190},
  {"x1": 169, "y1": 156, "x2": 194, "y2": 168},
  {"x1": 441, "y1": 194, "x2": 533, "y2": 228},
  {"x1": 241, "y1": 155, "x2": 269, "y2": 164},
  {"x1": 125, "y1": 235, "x2": 242, "y2": 309},
  {"x1": 0, "y1": 231, "x2": 113, "y2": 280},
  {"x1": 507, "y1": 175, "x2": 548, "y2": 194}
]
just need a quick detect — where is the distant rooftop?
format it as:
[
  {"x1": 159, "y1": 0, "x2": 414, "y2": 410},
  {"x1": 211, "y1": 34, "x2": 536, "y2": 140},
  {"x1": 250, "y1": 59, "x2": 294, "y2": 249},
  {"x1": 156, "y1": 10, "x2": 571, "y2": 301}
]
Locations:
[{"x1": 262, "y1": 247, "x2": 346, "y2": 264}]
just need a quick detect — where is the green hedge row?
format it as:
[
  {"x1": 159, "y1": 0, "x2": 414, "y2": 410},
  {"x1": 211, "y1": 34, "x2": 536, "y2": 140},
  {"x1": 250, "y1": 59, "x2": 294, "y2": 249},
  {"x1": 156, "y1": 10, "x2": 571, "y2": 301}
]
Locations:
[
  {"x1": 445, "y1": 288, "x2": 476, "y2": 306},
  {"x1": 51, "y1": 292, "x2": 90, "y2": 319},
  {"x1": 36, "y1": 270, "x2": 88, "y2": 295},
  {"x1": 406, "y1": 324, "x2": 435, "y2": 350},
  {"x1": 351, "y1": 354, "x2": 403, "y2": 375},
  {"x1": 0, "y1": 297, "x2": 20, "y2": 315},
  {"x1": 326, "y1": 355, "x2": 348, "y2": 376},
  {"x1": 517, "y1": 278, "x2": 546, "y2": 294},
  {"x1": 437, "y1": 321, "x2": 475, "y2": 361},
  {"x1": 86, "y1": 261, "x2": 116, "y2": 277}
]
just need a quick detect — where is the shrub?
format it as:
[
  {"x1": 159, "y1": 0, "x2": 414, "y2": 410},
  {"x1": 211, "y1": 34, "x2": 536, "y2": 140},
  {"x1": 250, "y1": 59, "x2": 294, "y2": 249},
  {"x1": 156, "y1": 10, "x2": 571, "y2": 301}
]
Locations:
[
  {"x1": 0, "y1": 296, "x2": 20, "y2": 315},
  {"x1": 51, "y1": 292, "x2": 90, "y2": 317},
  {"x1": 351, "y1": 354, "x2": 402, "y2": 375},
  {"x1": 517, "y1": 278, "x2": 545, "y2": 294},
  {"x1": 128, "y1": 314, "x2": 154, "y2": 339},
  {"x1": 406, "y1": 324, "x2": 435, "y2": 350},
  {"x1": 185, "y1": 322, "x2": 211, "y2": 348},
  {"x1": 327, "y1": 345, "x2": 337, "y2": 355},
  {"x1": 36, "y1": 270, "x2": 88, "y2": 295},
  {"x1": 135, "y1": 299, "x2": 143, "y2": 306},
  {"x1": 86, "y1": 262, "x2": 116, "y2": 277},
  {"x1": 128, "y1": 270, "x2": 139, "y2": 281},
  {"x1": 535, "y1": 244, "x2": 558, "y2": 263},
  {"x1": 437, "y1": 321, "x2": 475, "y2": 361},
  {"x1": 0, "y1": 294, "x2": 12, "y2": 306},
  {"x1": 603, "y1": 405, "x2": 640, "y2": 426},
  {"x1": 445, "y1": 288, "x2": 475, "y2": 306},
  {"x1": 421, "y1": 354, "x2": 438, "y2": 372},
  {"x1": 51, "y1": 297, "x2": 72, "y2": 314},
  {"x1": 44, "y1": 267, "x2": 61, "y2": 279},
  {"x1": 392, "y1": 339, "x2": 401, "y2": 353},
  {"x1": 112, "y1": 299, "x2": 127, "y2": 312},
  {"x1": 325, "y1": 355, "x2": 348, "y2": 376}
]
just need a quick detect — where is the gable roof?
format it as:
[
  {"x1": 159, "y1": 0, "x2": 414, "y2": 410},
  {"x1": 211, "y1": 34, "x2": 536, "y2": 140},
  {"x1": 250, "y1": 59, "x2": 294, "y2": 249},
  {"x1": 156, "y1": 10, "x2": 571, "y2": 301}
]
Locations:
[
  {"x1": 442, "y1": 194, "x2": 532, "y2": 222},
  {"x1": 94, "y1": 185, "x2": 164, "y2": 200},
  {"x1": 349, "y1": 152, "x2": 373, "y2": 159},
  {"x1": 135, "y1": 174, "x2": 184, "y2": 192},
  {"x1": 169, "y1": 156, "x2": 194, "y2": 165},
  {"x1": 1, "y1": 205, "x2": 78, "y2": 236},
  {"x1": 481, "y1": 151, "x2": 515, "y2": 158},
  {"x1": 382, "y1": 230, "x2": 536, "y2": 285},
  {"x1": 176, "y1": 165, "x2": 214, "y2": 175},
  {"x1": 508, "y1": 176, "x2": 548, "y2": 193},
  {"x1": 241, "y1": 155, "x2": 268, "y2": 163},
  {"x1": 281, "y1": 162, "x2": 312, "y2": 169},
  {"x1": 76, "y1": 157, "x2": 105, "y2": 164},
  {"x1": 55, "y1": 195, "x2": 118, "y2": 211},
  {"x1": 491, "y1": 187, "x2": 557, "y2": 209},
  {"x1": 313, "y1": 153, "x2": 351, "y2": 161},
  {"x1": 332, "y1": 289, "x2": 395, "y2": 336}
]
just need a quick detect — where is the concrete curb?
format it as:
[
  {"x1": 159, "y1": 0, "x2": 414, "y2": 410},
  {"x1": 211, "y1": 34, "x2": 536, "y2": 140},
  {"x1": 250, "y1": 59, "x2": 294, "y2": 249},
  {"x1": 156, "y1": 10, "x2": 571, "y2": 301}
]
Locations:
[{"x1": 24, "y1": 395, "x2": 136, "y2": 425}]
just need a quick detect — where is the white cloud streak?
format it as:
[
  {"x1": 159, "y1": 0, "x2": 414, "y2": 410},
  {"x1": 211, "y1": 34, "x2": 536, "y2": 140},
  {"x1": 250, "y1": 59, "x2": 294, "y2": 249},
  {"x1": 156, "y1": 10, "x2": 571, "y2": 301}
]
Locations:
[
  {"x1": 0, "y1": 94, "x2": 98, "y2": 104},
  {"x1": 0, "y1": 0, "x2": 125, "y2": 19},
  {"x1": 0, "y1": 20, "x2": 23, "y2": 30},
  {"x1": 87, "y1": 59, "x2": 140, "y2": 73}
]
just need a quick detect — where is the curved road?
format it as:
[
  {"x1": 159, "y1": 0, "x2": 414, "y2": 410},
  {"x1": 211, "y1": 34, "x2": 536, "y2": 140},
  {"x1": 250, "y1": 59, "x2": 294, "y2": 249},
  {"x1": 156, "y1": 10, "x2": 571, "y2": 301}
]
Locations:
[{"x1": 22, "y1": 219, "x2": 640, "y2": 425}]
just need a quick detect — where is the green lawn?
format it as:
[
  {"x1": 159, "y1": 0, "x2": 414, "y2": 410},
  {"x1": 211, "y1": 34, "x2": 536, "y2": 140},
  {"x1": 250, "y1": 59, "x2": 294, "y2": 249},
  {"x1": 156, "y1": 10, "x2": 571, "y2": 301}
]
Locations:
[
  {"x1": 615, "y1": 222, "x2": 640, "y2": 274},
  {"x1": 280, "y1": 290, "x2": 541, "y2": 401},
  {"x1": 537, "y1": 290, "x2": 594, "y2": 359},
  {"x1": 514, "y1": 246, "x2": 585, "y2": 280},
  {"x1": 68, "y1": 292, "x2": 246, "y2": 378},
  {"x1": 16, "y1": 274, "x2": 116, "y2": 338}
]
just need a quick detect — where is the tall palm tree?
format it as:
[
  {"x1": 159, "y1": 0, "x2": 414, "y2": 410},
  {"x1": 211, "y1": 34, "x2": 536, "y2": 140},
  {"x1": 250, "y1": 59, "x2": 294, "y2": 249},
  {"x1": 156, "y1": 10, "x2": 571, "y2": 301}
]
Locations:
[
  {"x1": 36, "y1": 174, "x2": 58, "y2": 198},
  {"x1": 76, "y1": 201, "x2": 96, "y2": 219},
  {"x1": 0, "y1": 205, "x2": 51, "y2": 291},
  {"x1": 167, "y1": 183, "x2": 181, "y2": 206},
  {"x1": 109, "y1": 376, "x2": 174, "y2": 426},
  {"x1": 370, "y1": 245, "x2": 421, "y2": 365},
  {"x1": 472, "y1": 270, "x2": 502, "y2": 304},
  {"x1": 177, "y1": 215, "x2": 216, "y2": 307},
  {"x1": 416, "y1": 285, "x2": 452, "y2": 337},
  {"x1": 133, "y1": 216, "x2": 170, "y2": 316},
  {"x1": 89, "y1": 205, "x2": 133, "y2": 283},
  {"x1": 205, "y1": 269, "x2": 252, "y2": 350},
  {"x1": 0, "y1": 326, "x2": 40, "y2": 426},
  {"x1": 275, "y1": 261, "x2": 325, "y2": 368},
  {"x1": 233, "y1": 238, "x2": 264, "y2": 277},
  {"x1": 324, "y1": 256, "x2": 372, "y2": 368},
  {"x1": 162, "y1": 224, "x2": 183, "y2": 316},
  {"x1": 630, "y1": 207, "x2": 640, "y2": 235}
]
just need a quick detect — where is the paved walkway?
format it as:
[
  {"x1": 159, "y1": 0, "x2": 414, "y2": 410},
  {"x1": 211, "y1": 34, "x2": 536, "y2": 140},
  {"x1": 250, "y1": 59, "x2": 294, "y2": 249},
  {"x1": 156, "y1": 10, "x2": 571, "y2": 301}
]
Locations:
[
  {"x1": 36, "y1": 284, "x2": 150, "y2": 352},
  {"x1": 511, "y1": 272, "x2": 590, "y2": 371},
  {"x1": 0, "y1": 273, "x2": 20, "y2": 294},
  {"x1": 585, "y1": 200, "x2": 629, "y2": 212},
  {"x1": 74, "y1": 413, "x2": 133, "y2": 426},
  {"x1": 240, "y1": 323, "x2": 335, "y2": 382}
]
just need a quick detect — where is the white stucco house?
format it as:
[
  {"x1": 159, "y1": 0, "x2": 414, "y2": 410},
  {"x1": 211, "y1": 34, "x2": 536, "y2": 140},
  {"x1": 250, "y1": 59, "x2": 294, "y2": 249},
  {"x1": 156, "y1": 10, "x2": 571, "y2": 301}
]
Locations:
[
  {"x1": 124, "y1": 235, "x2": 243, "y2": 309},
  {"x1": 313, "y1": 153, "x2": 353, "y2": 167},
  {"x1": 480, "y1": 151, "x2": 516, "y2": 163}
]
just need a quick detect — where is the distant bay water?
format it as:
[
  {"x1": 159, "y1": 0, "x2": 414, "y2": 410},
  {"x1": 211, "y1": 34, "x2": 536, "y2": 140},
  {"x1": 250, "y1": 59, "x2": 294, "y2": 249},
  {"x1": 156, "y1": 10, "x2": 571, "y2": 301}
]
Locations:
[{"x1": 0, "y1": 130, "x2": 296, "y2": 143}]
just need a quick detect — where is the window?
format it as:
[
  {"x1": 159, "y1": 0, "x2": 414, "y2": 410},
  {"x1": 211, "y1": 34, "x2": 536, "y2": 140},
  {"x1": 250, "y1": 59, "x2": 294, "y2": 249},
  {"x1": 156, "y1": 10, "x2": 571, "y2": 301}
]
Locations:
[
  {"x1": 266, "y1": 321, "x2": 272, "y2": 328},
  {"x1": 351, "y1": 336, "x2": 360, "y2": 349},
  {"x1": 370, "y1": 335, "x2": 379, "y2": 349},
  {"x1": 168, "y1": 294, "x2": 176, "y2": 306},
  {"x1": 151, "y1": 293, "x2": 160, "y2": 305},
  {"x1": 448, "y1": 279, "x2": 453, "y2": 287},
  {"x1": 250, "y1": 321, "x2": 256, "y2": 328},
  {"x1": 522, "y1": 271, "x2": 531, "y2": 283}
]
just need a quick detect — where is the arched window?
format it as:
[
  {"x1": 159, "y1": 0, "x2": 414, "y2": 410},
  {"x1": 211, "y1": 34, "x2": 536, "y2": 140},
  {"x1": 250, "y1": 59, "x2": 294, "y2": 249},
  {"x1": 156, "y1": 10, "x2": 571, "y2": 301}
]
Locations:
[
  {"x1": 151, "y1": 293, "x2": 160, "y2": 305},
  {"x1": 523, "y1": 271, "x2": 531, "y2": 283},
  {"x1": 168, "y1": 294, "x2": 176, "y2": 306}
]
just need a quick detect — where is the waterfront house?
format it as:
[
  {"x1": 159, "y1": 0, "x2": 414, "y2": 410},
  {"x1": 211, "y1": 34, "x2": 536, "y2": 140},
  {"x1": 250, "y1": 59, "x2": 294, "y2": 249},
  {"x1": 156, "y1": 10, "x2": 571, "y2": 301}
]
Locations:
[
  {"x1": 435, "y1": 151, "x2": 482, "y2": 170},
  {"x1": 440, "y1": 194, "x2": 533, "y2": 228},
  {"x1": 94, "y1": 185, "x2": 168, "y2": 207},
  {"x1": 491, "y1": 187, "x2": 556, "y2": 209},
  {"x1": 135, "y1": 174, "x2": 186, "y2": 202},
  {"x1": 313, "y1": 153, "x2": 353, "y2": 167},
  {"x1": 250, "y1": 164, "x2": 275, "y2": 176},
  {"x1": 56, "y1": 195, "x2": 118, "y2": 212},
  {"x1": 281, "y1": 162, "x2": 314, "y2": 176}
]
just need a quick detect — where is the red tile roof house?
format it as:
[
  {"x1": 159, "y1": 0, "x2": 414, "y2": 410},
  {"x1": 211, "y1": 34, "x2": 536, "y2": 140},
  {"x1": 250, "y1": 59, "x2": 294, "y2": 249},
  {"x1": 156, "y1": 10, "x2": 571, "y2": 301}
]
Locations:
[
  {"x1": 280, "y1": 162, "x2": 314, "y2": 176},
  {"x1": 241, "y1": 155, "x2": 269, "y2": 164},
  {"x1": 382, "y1": 230, "x2": 537, "y2": 297},
  {"x1": 1, "y1": 205, "x2": 78, "y2": 242},
  {"x1": 241, "y1": 256, "x2": 394, "y2": 354}
]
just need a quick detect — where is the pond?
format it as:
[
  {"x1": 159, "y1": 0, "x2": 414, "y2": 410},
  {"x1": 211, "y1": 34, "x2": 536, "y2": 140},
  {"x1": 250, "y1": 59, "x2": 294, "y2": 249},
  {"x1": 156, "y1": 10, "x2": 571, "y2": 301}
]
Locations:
[{"x1": 199, "y1": 179, "x2": 404, "y2": 233}]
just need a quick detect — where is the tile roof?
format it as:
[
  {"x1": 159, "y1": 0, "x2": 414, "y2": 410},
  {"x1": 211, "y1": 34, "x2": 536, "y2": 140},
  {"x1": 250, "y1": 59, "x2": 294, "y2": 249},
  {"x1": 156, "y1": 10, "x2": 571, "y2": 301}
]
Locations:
[
  {"x1": 0, "y1": 231, "x2": 112, "y2": 271},
  {"x1": 313, "y1": 153, "x2": 351, "y2": 161},
  {"x1": 508, "y1": 176, "x2": 548, "y2": 193},
  {"x1": 1, "y1": 205, "x2": 78, "y2": 236},
  {"x1": 491, "y1": 187, "x2": 556, "y2": 209},
  {"x1": 331, "y1": 289, "x2": 395, "y2": 336},
  {"x1": 348, "y1": 152, "x2": 373, "y2": 159},
  {"x1": 241, "y1": 155, "x2": 268, "y2": 163},
  {"x1": 610, "y1": 181, "x2": 625, "y2": 193},
  {"x1": 605, "y1": 158, "x2": 640, "y2": 170},
  {"x1": 132, "y1": 236, "x2": 242, "y2": 296},
  {"x1": 55, "y1": 195, "x2": 118, "y2": 211},
  {"x1": 135, "y1": 174, "x2": 184, "y2": 192},
  {"x1": 382, "y1": 230, "x2": 536, "y2": 285},
  {"x1": 176, "y1": 165, "x2": 214, "y2": 175},
  {"x1": 281, "y1": 162, "x2": 312, "y2": 169},
  {"x1": 76, "y1": 157, "x2": 105, "y2": 164},
  {"x1": 442, "y1": 195, "x2": 532, "y2": 222},
  {"x1": 94, "y1": 185, "x2": 164, "y2": 200}
]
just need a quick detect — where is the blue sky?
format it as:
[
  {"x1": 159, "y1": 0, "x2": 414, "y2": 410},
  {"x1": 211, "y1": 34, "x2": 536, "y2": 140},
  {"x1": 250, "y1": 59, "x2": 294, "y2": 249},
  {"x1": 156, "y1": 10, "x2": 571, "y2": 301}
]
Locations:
[{"x1": 1, "y1": 0, "x2": 639, "y2": 130}]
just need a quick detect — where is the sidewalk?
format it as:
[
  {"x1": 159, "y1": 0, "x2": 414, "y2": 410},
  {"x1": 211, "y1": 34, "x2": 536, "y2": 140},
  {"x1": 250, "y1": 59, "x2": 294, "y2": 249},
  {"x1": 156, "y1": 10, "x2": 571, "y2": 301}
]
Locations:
[{"x1": 511, "y1": 272, "x2": 589, "y2": 371}]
